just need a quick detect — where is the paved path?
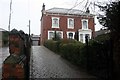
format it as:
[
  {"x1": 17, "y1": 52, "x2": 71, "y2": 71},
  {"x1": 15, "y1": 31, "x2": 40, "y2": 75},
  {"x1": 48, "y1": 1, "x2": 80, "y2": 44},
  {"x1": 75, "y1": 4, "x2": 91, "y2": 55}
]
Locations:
[{"x1": 30, "y1": 46, "x2": 96, "y2": 79}]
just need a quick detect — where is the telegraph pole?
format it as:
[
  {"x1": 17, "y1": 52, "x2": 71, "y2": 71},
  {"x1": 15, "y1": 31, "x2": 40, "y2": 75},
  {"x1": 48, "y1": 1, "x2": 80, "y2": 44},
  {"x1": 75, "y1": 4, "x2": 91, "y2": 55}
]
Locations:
[
  {"x1": 8, "y1": 0, "x2": 12, "y2": 31},
  {"x1": 29, "y1": 20, "x2": 31, "y2": 37}
]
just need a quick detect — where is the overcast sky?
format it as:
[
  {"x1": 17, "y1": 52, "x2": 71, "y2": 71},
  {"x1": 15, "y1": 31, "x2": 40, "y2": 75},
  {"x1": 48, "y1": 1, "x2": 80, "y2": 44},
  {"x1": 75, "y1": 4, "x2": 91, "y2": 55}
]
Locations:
[{"x1": 0, "y1": 0, "x2": 112, "y2": 35}]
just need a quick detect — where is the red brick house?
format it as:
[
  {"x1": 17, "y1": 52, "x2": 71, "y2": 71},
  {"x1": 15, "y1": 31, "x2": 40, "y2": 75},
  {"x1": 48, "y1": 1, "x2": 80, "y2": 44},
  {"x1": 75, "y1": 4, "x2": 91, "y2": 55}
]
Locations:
[{"x1": 40, "y1": 4, "x2": 95, "y2": 45}]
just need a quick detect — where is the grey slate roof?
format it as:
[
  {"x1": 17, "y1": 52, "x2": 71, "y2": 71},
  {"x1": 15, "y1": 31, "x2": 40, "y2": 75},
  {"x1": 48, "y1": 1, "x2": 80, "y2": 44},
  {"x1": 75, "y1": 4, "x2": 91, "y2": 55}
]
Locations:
[
  {"x1": 45, "y1": 7, "x2": 94, "y2": 16},
  {"x1": 95, "y1": 29, "x2": 110, "y2": 37},
  {"x1": 0, "y1": 28, "x2": 7, "y2": 32}
]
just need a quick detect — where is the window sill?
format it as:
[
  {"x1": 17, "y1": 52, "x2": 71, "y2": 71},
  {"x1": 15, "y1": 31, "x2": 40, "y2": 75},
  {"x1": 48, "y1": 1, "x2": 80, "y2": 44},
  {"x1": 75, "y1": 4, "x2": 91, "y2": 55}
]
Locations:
[
  {"x1": 81, "y1": 28, "x2": 92, "y2": 31},
  {"x1": 68, "y1": 27, "x2": 74, "y2": 29},
  {"x1": 52, "y1": 26, "x2": 59, "y2": 28}
]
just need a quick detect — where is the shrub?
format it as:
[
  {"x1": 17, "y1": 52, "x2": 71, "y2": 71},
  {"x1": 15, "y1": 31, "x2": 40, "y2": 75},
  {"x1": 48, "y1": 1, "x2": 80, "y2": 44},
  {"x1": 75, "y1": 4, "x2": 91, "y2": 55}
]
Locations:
[
  {"x1": 94, "y1": 33, "x2": 110, "y2": 42},
  {"x1": 87, "y1": 40, "x2": 111, "y2": 78},
  {"x1": 60, "y1": 42, "x2": 85, "y2": 66},
  {"x1": 60, "y1": 39, "x2": 78, "y2": 44},
  {"x1": 44, "y1": 40, "x2": 61, "y2": 53}
]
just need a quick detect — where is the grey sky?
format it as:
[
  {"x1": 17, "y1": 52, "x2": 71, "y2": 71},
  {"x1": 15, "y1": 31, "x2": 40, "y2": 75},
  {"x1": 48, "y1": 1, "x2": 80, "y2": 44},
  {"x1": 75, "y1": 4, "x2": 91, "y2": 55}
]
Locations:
[{"x1": 0, "y1": 0, "x2": 112, "y2": 35}]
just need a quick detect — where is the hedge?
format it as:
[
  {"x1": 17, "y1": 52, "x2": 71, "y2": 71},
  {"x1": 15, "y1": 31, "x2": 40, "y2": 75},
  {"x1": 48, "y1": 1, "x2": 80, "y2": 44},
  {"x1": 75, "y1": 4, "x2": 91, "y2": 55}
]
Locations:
[
  {"x1": 44, "y1": 39, "x2": 86, "y2": 66},
  {"x1": 88, "y1": 40, "x2": 112, "y2": 78},
  {"x1": 60, "y1": 42, "x2": 86, "y2": 66},
  {"x1": 44, "y1": 40, "x2": 61, "y2": 53}
]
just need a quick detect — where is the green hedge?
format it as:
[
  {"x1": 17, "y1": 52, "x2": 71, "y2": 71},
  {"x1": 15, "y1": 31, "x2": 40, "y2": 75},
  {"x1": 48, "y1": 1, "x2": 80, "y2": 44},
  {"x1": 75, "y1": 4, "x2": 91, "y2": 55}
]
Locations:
[
  {"x1": 94, "y1": 33, "x2": 110, "y2": 42},
  {"x1": 60, "y1": 42, "x2": 86, "y2": 66},
  {"x1": 44, "y1": 39, "x2": 79, "y2": 53},
  {"x1": 44, "y1": 40, "x2": 61, "y2": 53},
  {"x1": 44, "y1": 39, "x2": 86, "y2": 66},
  {"x1": 83, "y1": 40, "x2": 112, "y2": 80}
]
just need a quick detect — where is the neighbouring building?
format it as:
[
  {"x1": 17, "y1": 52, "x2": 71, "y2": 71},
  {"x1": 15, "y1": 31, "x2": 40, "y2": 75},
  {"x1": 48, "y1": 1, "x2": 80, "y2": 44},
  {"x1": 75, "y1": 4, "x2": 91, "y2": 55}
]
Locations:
[
  {"x1": 31, "y1": 34, "x2": 40, "y2": 46},
  {"x1": 95, "y1": 28, "x2": 110, "y2": 37},
  {"x1": 0, "y1": 28, "x2": 8, "y2": 47},
  {"x1": 40, "y1": 4, "x2": 95, "y2": 45}
]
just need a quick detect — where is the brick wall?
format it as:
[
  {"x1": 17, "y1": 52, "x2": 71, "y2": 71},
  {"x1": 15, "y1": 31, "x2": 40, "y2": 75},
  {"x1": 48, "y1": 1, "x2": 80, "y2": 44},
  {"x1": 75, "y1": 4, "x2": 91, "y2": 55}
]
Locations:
[{"x1": 41, "y1": 14, "x2": 95, "y2": 45}]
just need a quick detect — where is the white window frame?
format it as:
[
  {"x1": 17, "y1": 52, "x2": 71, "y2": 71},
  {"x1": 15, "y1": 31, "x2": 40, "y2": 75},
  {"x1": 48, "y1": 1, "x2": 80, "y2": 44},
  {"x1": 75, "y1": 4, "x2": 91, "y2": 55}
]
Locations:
[
  {"x1": 56, "y1": 31, "x2": 63, "y2": 39},
  {"x1": 79, "y1": 33, "x2": 91, "y2": 43},
  {"x1": 67, "y1": 31, "x2": 75, "y2": 39},
  {"x1": 67, "y1": 18, "x2": 74, "y2": 29},
  {"x1": 81, "y1": 19, "x2": 88, "y2": 29},
  {"x1": 52, "y1": 17, "x2": 60, "y2": 28},
  {"x1": 85, "y1": 34, "x2": 90, "y2": 40},
  {"x1": 80, "y1": 34, "x2": 83, "y2": 43},
  {"x1": 48, "y1": 31, "x2": 55, "y2": 40},
  {"x1": 48, "y1": 30, "x2": 63, "y2": 40}
]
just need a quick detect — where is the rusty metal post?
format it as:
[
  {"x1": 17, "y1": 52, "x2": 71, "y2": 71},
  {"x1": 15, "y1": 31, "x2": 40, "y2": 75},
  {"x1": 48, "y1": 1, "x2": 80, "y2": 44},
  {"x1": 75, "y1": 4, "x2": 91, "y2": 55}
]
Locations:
[{"x1": 85, "y1": 35, "x2": 89, "y2": 72}]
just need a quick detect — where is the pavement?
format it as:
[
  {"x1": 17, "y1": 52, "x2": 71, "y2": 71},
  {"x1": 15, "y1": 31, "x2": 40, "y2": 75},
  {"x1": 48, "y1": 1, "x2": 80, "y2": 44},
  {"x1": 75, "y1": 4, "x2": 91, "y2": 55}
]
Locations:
[
  {"x1": 30, "y1": 46, "x2": 96, "y2": 79},
  {"x1": 0, "y1": 47, "x2": 10, "y2": 79}
]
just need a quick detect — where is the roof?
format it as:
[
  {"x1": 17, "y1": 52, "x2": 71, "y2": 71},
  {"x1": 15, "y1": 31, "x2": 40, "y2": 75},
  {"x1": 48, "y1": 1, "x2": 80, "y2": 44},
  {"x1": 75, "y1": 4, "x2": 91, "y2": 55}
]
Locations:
[
  {"x1": 31, "y1": 35, "x2": 40, "y2": 38},
  {"x1": 45, "y1": 7, "x2": 94, "y2": 16},
  {"x1": 31, "y1": 35, "x2": 40, "y2": 41},
  {"x1": 0, "y1": 28, "x2": 7, "y2": 32},
  {"x1": 95, "y1": 29, "x2": 110, "y2": 37}
]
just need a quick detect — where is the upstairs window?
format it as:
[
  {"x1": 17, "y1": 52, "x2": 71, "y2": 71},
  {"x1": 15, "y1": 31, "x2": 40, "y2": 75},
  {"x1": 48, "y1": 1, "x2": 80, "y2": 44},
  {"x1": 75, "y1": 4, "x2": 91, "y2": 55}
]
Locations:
[
  {"x1": 68, "y1": 18, "x2": 74, "y2": 29},
  {"x1": 82, "y1": 19, "x2": 88, "y2": 29},
  {"x1": 52, "y1": 17, "x2": 59, "y2": 28}
]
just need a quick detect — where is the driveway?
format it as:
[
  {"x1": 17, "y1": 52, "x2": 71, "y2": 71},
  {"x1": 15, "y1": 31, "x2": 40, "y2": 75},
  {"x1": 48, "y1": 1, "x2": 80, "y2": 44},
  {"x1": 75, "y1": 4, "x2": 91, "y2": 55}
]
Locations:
[{"x1": 30, "y1": 46, "x2": 96, "y2": 79}]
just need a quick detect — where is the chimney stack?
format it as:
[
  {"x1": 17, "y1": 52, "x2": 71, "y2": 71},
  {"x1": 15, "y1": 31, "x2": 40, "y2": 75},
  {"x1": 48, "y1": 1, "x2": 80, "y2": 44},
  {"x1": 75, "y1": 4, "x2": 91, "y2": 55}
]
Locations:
[
  {"x1": 42, "y1": 3, "x2": 45, "y2": 11},
  {"x1": 41, "y1": 3, "x2": 45, "y2": 16},
  {"x1": 86, "y1": 7, "x2": 90, "y2": 13}
]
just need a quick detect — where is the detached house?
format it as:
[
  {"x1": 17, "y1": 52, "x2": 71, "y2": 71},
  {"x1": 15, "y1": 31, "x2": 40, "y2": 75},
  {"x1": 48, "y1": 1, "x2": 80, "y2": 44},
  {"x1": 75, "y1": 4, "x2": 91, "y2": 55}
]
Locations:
[{"x1": 40, "y1": 4, "x2": 95, "y2": 45}]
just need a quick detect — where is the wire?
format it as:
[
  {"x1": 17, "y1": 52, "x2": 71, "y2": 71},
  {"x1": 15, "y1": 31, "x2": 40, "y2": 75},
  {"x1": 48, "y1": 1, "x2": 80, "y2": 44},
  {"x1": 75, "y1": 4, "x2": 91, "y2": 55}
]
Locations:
[
  {"x1": 67, "y1": 0, "x2": 112, "y2": 16},
  {"x1": 67, "y1": 0, "x2": 85, "y2": 13},
  {"x1": 84, "y1": 0, "x2": 89, "y2": 10},
  {"x1": 75, "y1": 0, "x2": 78, "y2": 6},
  {"x1": 90, "y1": 1, "x2": 105, "y2": 17}
]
